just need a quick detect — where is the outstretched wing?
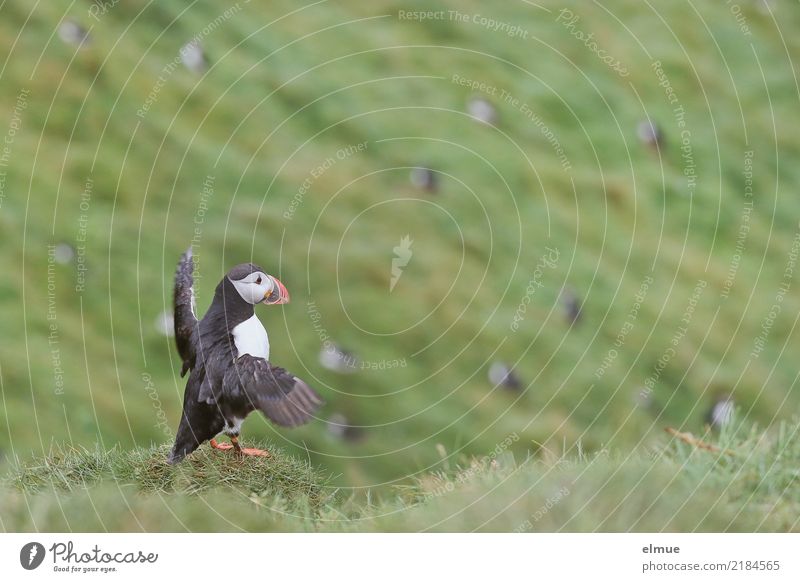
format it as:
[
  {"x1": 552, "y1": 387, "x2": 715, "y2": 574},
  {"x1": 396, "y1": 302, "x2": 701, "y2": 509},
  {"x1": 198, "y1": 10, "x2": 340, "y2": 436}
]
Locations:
[
  {"x1": 173, "y1": 247, "x2": 198, "y2": 377},
  {"x1": 224, "y1": 355, "x2": 323, "y2": 427}
]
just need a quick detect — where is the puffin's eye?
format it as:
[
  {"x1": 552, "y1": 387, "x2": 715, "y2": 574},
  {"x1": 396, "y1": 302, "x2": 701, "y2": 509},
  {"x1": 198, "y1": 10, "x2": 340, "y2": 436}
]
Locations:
[{"x1": 256, "y1": 276, "x2": 262, "y2": 285}]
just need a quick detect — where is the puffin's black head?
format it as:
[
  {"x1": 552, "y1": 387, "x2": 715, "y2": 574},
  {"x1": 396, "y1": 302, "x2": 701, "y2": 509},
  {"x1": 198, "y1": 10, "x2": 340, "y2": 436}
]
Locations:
[{"x1": 226, "y1": 263, "x2": 290, "y2": 306}]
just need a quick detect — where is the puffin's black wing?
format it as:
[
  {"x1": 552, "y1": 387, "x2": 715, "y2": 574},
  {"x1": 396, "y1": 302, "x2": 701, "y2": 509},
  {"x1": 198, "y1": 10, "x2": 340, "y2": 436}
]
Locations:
[
  {"x1": 224, "y1": 355, "x2": 323, "y2": 427},
  {"x1": 173, "y1": 247, "x2": 198, "y2": 377}
]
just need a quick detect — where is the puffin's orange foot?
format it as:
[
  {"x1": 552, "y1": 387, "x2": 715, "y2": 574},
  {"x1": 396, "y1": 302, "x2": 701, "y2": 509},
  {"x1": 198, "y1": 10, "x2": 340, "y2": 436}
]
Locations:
[
  {"x1": 239, "y1": 447, "x2": 271, "y2": 457},
  {"x1": 212, "y1": 437, "x2": 270, "y2": 458},
  {"x1": 210, "y1": 438, "x2": 234, "y2": 451}
]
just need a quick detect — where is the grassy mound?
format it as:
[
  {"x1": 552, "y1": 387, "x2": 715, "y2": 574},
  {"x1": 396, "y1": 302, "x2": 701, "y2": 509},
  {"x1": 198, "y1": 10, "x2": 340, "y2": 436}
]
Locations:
[{"x1": 6, "y1": 441, "x2": 328, "y2": 507}]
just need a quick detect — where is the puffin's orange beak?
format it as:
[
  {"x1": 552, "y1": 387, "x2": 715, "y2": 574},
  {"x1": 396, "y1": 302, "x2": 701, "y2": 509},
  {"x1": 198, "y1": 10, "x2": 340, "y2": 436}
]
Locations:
[{"x1": 263, "y1": 276, "x2": 290, "y2": 305}]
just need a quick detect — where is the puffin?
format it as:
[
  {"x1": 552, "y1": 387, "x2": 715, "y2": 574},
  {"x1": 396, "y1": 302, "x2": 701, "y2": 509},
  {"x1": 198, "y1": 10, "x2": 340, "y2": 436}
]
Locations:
[
  {"x1": 58, "y1": 19, "x2": 91, "y2": 48},
  {"x1": 637, "y1": 118, "x2": 664, "y2": 150},
  {"x1": 168, "y1": 248, "x2": 323, "y2": 463},
  {"x1": 319, "y1": 343, "x2": 359, "y2": 373},
  {"x1": 180, "y1": 40, "x2": 209, "y2": 74},
  {"x1": 409, "y1": 166, "x2": 439, "y2": 193},
  {"x1": 561, "y1": 286, "x2": 582, "y2": 325},
  {"x1": 327, "y1": 412, "x2": 365, "y2": 443},
  {"x1": 487, "y1": 361, "x2": 522, "y2": 391},
  {"x1": 466, "y1": 96, "x2": 498, "y2": 126},
  {"x1": 704, "y1": 394, "x2": 735, "y2": 431}
]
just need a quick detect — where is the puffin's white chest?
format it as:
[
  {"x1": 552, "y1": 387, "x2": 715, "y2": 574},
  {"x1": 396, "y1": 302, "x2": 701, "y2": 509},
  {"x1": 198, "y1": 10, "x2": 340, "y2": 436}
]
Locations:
[{"x1": 231, "y1": 315, "x2": 270, "y2": 360}]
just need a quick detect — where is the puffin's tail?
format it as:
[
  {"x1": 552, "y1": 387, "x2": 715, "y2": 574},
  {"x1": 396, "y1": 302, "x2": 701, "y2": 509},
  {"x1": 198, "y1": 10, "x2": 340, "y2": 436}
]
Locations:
[
  {"x1": 174, "y1": 246, "x2": 198, "y2": 377},
  {"x1": 167, "y1": 411, "x2": 202, "y2": 464}
]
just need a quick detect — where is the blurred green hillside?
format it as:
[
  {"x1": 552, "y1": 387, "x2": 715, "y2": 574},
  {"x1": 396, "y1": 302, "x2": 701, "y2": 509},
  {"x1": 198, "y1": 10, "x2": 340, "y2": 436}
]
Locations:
[{"x1": 1, "y1": 0, "x2": 799, "y2": 496}]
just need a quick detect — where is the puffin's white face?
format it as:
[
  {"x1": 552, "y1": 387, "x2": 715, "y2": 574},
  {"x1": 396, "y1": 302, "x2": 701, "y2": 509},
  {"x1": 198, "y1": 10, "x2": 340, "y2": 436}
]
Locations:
[{"x1": 230, "y1": 271, "x2": 290, "y2": 305}]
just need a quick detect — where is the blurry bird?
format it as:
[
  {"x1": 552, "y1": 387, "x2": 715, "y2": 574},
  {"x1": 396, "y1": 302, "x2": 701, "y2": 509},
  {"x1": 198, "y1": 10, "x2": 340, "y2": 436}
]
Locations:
[
  {"x1": 154, "y1": 309, "x2": 175, "y2": 337},
  {"x1": 319, "y1": 343, "x2": 359, "y2": 373},
  {"x1": 58, "y1": 19, "x2": 91, "y2": 47},
  {"x1": 633, "y1": 387, "x2": 651, "y2": 409},
  {"x1": 637, "y1": 119, "x2": 664, "y2": 150},
  {"x1": 180, "y1": 40, "x2": 209, "y2": 74},
  {"x1": 327, "y1": 412, "x2": 365, "y2": 443},
  {"x1": 410, "y1": 166, "x2": 439, "y2": 194},
  {"x1": 466, "y1": 96, "x2": 498, "y2": 126},
  {"x1": 705, "y1": 394, "x2": 735, "y2": 431},
  {"x1": 168, "y1": 248, "x2": 322, "y2": 463},
  {"x1": 488, "y1": 361, "x2": 522, "y2": 391},
  {"x1": 633, "y1": 387, "x2": 662, "y2": 417},
  {"x1": 561, "y1": 287, "x2": 582, "y2": 325},
  {"x1": 53, "y1": 243, "x2": 76, "y2": 265}
]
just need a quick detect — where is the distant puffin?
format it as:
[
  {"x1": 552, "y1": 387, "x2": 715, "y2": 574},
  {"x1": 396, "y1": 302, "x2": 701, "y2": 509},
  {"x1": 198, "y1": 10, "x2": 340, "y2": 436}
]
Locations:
[
  {"x1": 327, "y1": 412, "x2": 365, "y2": 443},
  {"x1": 704, "y1": 394, "x2": 735, "y2": 431},
  {"x1": 53, "y1": 242, "x2": 76, "y2": 264},
  {"x1": 466, "y1": 96, "x2": 498, "y2": 126},
  {"x1": 180, "y1": 40, "x2": 209, "y2": 74},
  {"x1": 488, "y1": 361, "x2": 522, "y2": 391},
  {"x1": 409, "y1": 166, "x2": 439, "y2": 193},
  {"x1": 319, "y1": 343, "x2": 359, "y2": 373},
  {"x1": 58, "y1": 19, "x2": 91, "y2": 48},
  {"x1": 637, "y1": 119, "x2": 664, "y2": 151},
  {"x1": 168, "y1": 248, "x2": 323, "y2": 463},
  {"x1": 561, "y1": 286, "x2": 582, "y2": 325}
]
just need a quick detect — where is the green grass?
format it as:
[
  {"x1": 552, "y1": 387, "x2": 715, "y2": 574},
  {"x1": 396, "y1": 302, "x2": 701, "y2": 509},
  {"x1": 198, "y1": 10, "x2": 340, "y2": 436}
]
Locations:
[
  {"x1": 1, "y1": 0, "x2": 799, "y2": 528},
  {"x1": 7, "y1": 442, "x2": 326, "y2": 507},
  {"x1": 3, "y1": 418, "x2": 798, "y2": 531}
]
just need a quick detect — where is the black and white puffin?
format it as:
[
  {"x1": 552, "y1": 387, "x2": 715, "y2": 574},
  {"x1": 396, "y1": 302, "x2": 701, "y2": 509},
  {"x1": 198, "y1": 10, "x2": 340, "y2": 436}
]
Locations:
[
  {"x1": 561, "y1": 286, "x2": 582, "y2": 325},
  {"x1": 704, "y1": 394, "x2": 735, "y2": 431},
  {"x1": 409, "y1": 166, "x2": 439, "y2": 193},
  {"x1": 466, "y1": 96, "x2": 498, "y2": 126},
  {"x1": 487, "y1": 361, "x2": 522, "y2": 392},
  {"x1": 58, "y1": 19, "x2": 91, "y2": 48},
  {"x1": 168, "y1": 248, "x2": 323, "y2": 464},
  {"x1": 637, "y1": 118, "x2": 664, "y2": 150}
]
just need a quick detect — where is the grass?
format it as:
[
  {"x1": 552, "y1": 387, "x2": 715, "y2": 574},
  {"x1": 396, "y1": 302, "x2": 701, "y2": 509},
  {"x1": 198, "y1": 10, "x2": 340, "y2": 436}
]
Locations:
[
  {"x1": 0, "y1": 0, "x2": 799, "y2": 529},
  {"x1": 3, "y1": 417, "x2": 798, "y2": 531},
  {"x1": 7, "y1": 442, "x2": 327, "y2": 507}
]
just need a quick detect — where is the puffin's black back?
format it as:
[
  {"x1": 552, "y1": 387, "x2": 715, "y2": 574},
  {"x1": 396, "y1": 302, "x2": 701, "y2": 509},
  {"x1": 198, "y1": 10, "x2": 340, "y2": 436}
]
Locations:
[{"x1": 169, "y1": 366, "x2": 225, "y2": 463}]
